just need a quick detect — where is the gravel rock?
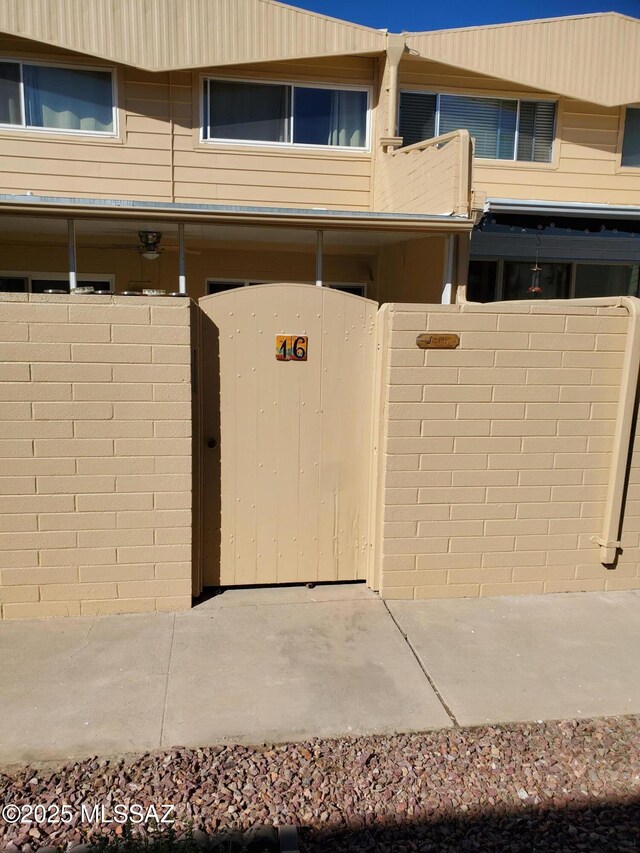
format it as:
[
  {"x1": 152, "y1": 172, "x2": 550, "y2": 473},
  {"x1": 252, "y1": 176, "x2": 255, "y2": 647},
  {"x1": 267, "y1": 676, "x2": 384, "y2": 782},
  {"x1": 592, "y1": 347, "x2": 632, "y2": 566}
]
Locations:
[{"x1": 1, "y1": 715, "x2": 639, "y2": 851}]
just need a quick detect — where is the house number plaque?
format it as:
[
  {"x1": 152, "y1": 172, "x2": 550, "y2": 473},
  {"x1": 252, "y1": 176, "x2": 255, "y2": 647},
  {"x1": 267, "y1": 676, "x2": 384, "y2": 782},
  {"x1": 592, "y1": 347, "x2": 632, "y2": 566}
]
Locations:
[
  {"x1": 416, "y1": 333, "x2": 460, "y2": 350},
  {"x1": 276, "y1": 335, "x2": 308, "y2": 361}
]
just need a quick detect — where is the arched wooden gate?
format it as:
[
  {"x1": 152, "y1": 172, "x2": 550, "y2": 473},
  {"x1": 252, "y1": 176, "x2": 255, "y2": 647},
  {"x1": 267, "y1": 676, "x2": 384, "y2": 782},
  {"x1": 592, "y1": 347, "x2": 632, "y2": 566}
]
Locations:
[{"x1": 199, "y1": 283, "x2": 378, "y2": 587}]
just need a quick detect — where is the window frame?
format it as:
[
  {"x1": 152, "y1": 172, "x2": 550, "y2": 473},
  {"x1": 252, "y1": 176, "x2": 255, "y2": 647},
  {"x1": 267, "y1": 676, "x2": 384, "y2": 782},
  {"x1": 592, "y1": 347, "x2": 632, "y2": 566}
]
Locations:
[
  {"x1": 0, "y1": 58, "x2": 118, "y2": 138},
  {"x1": 206, "y1": 278, "x2": 367, "y2": 296},
  {"x1": 468, "y1": 257, "x2": 639, "y2": 302},
  {"x1": 398, "y1": 87, "x2": 557, "y2": 164},
  {"x1": 200, "y1": 75, "x2": 372, "y2": 153},
  {"x1": 618, "y1": 104, "x2": 640, "y2": 171},
  {"x1": 0, "y1": 271, "x2": 115, "y2": 292}
]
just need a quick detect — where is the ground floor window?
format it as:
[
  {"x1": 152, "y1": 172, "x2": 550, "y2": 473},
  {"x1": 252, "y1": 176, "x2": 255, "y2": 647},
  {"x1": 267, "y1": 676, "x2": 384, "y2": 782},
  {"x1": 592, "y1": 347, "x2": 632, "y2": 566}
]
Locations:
[
  {"x1": 206, "y1": 279, "x2": 366, "y2": 297},
  {"x1": 468, "y1": 261, "x2": 640, "y2": 302},
  {"x1": 0, "y1": 272, "x2": 115, "y2": 293}
]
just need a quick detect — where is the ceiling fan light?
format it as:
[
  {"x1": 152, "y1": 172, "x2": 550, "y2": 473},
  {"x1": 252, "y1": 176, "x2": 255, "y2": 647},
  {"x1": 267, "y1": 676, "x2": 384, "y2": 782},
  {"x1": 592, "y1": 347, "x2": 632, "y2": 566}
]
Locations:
[{"x1": 138, "y1": 231, "x2": 162, "y2": 260}]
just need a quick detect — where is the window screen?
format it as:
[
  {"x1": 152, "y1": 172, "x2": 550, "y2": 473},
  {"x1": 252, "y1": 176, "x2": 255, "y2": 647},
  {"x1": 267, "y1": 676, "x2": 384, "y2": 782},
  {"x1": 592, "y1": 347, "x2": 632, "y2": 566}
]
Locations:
[
  {"x1": 467, "y1": 261, "x2": 498, "y2": 302},
  {"x1": 503, "y1": 262, "x2": 570, "y2": 300},
  {"x1": 207, "y1": 280, "x2": 246, "y2": 295},
  {"x1": 399, "y1": 91, "x2": 555, "y2": 161},
  {"x1": 293, "y1": 87, "x2": 367, "y2": 148},
  {"x1": 205, "y1": 80, "x2": 368, "y2": 148},
  {"x1": 622, "y1": 107, "x2": 640, "y2": 167},
  {"x1": 440, "y1": 95, "x2": 517, "y2": 160},
  {"x1": 0, "y1": 62, "x2": 114, "y2": 133},
  {"x1": 574, "y1": 264, "x2": 639, "y2": 298},
  {"x1": 206, "y1": 80, "x2": 290, "y2": 143},
  {"x1": 517, "y1": 101, "x2": 556, "y2": 162},
  {"x1": 23, "y1": 65, "x2": 113, "y2": 132},
  {"x1": 398, "y1": 91, "x2": 436, "y2": 148},
  {"x1": 0, "y1": 63, "x2": 21, "y2": 125},
  {"x1": 0, "y1": 277, "x2": 27, "y2": 293}
]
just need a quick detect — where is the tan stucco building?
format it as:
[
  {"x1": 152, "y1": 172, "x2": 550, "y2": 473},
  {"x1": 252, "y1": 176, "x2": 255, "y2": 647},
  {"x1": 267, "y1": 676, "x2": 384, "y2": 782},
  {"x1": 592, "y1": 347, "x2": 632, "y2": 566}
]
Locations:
[{"x1": 0, "y1": 2, "x2": 636, "y2": 306}]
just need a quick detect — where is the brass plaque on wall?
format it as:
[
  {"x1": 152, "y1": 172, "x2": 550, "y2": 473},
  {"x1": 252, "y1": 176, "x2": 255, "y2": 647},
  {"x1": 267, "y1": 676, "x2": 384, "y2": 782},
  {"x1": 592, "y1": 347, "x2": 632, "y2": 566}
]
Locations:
[{"x1": 416, "y1": 333, "x2": 460, "y2": 350}]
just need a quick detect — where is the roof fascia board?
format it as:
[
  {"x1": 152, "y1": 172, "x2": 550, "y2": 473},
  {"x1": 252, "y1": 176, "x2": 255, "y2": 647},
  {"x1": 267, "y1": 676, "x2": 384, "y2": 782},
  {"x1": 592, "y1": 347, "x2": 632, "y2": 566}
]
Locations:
[
  {"x1": 485, "y1": 198, "x2": 640, "y2": 219},
  {"x1": 262, "y1": 0, "x2": 386, "y2": 38},
  {"x1": 403, "y1": 11, "x2": 625, "y2": 38},
  {"x1": 0, "y1": 194, "x2": 472, "y2": 233}
]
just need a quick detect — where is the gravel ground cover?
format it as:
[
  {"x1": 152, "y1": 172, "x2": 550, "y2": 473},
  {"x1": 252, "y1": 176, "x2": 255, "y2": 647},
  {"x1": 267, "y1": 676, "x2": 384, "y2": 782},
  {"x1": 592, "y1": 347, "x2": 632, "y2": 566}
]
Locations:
[{"x1": 1, "y1": 715, "x2": 638, "y2": 852}]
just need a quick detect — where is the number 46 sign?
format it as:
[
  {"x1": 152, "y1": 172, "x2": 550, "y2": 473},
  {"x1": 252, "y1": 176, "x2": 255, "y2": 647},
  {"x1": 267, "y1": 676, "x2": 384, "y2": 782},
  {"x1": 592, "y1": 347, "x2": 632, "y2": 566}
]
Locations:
[{"x1": 276, "y1": 335, "x2": 308, "y2": 361}]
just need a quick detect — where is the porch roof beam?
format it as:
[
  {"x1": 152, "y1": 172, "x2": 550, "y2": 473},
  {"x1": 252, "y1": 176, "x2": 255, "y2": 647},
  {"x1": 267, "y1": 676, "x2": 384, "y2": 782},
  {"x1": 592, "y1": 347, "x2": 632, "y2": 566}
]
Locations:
[{"x1": 0, "y1": 196, "x2": 473, "y2": 235}]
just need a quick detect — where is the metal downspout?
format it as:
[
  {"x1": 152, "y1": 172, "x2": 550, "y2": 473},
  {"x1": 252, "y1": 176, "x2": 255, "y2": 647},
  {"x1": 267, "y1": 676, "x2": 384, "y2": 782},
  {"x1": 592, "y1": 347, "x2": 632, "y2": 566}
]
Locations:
[
  {"x1": 178, "y1": 222, "x2": 186, "y2": 294},
  {"x1": 385, "y1": 34, "x2": 406, "y2": 138},
  {"x1": 315, "y1": 230, "x2": 323, "y2": 286},
  {"x1": 441, "y1": 235, "x2": 454, "y2": 304},
  {"x1": 595, "y1": 296, "x2": 640, "y2": 564},
  {"x1": 68, "y1": 219, "x2": 77, "y2": 290}
]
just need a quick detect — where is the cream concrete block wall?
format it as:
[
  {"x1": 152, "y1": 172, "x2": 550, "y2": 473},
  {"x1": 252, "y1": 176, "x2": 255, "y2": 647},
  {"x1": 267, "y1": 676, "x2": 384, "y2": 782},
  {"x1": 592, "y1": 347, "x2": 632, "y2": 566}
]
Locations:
[
  {"x1": 378, "y1": 300, "x2": 640, "y2": 600},
  {"x1": 0, "y1": 293, "x2": 193, "y2": 619}
]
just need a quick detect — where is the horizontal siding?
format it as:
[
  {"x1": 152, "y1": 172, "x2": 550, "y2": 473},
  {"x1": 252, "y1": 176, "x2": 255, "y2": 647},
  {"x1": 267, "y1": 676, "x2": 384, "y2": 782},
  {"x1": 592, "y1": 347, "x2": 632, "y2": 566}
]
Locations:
[
  {"x1": 172, "y1": 57, "x2": 374, "y2": 211},
  {"x1": 171, "y1": 184, "x2": 370, "y2": 209},
  {"x1": 400, "y1": 59, "x2": 640, "y2": 208},
  {"x1": 0, "y1": 39, "x2": 374, "y2": 210},
  {"x1": 0, "y1": 37, "x2": 173, "y2": 201}
]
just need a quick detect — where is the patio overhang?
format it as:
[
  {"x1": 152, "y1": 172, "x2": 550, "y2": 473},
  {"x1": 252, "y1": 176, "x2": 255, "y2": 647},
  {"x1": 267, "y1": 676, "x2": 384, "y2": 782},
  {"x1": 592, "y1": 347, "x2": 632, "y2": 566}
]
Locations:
[
  {"x1": 0, "y1": 195, "x2": 473, "y2": 235},
  {"x1": 484, "y1": 198, "x2": 640, "y2": 221},
  {"x1": 0, "y1": 198, "x2": 467, "y2": 301}
]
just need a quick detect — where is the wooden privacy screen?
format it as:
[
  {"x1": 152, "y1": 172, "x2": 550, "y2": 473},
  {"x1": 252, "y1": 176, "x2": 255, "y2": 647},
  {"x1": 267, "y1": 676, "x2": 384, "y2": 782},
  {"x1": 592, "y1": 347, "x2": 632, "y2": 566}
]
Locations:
[{"x1": 199, "y1": 283, "x2": 378, "y2": 586}]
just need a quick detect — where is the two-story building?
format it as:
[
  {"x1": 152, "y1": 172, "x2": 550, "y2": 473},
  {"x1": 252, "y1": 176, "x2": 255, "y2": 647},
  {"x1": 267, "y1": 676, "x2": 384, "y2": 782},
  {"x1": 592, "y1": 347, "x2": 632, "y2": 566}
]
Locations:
[
  {"x1": 0, "y1": 2, "x2": 636, "y2": 305},
  {"x1": 0, "y1": 0, "x2": 474, "y2": 307},
  {"x1": 400, "y1": 15, "x2": 640, "y2": 302},
  {"x1": 4, "y1": 0, "x2": 640, "y2": 617}
]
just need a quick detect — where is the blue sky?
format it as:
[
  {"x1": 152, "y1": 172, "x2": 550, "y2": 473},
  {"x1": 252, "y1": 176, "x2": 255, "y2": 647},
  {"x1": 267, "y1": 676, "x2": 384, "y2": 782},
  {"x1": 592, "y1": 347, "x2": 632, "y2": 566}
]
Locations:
[{"x1": 291, "y1": 0, "x2": 640, "y2": 31}]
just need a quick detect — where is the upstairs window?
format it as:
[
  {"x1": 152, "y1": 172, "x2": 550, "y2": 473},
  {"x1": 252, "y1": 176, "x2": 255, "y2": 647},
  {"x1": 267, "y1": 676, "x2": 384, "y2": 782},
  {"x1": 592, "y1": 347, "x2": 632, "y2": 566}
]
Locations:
[
  {"x1": 399, "y1": 91, "x2": 556, "y2": 162},
  {"x1": 621, "y1": 106, "x2": 640, "y2": 167},
  {"x1": 0, "y1": 61, "x2": 115, "y2": 134},
  {"x1": 203, "y1": 78, "x2": 369, "y2": 149}
]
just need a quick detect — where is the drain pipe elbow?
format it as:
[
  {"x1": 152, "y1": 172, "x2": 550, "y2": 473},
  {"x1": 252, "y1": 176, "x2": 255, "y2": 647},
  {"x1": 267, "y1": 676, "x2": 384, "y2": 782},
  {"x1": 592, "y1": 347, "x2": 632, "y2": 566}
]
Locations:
[{"x1": 597, "y1": 296, "x2": 640, "y2": 565}]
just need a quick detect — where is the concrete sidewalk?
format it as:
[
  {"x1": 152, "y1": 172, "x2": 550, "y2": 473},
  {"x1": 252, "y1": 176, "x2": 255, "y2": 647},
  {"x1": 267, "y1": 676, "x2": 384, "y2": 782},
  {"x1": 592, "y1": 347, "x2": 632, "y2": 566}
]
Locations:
[{"x1": 0, "y1": 585, "x2": 639, "y2": 766}]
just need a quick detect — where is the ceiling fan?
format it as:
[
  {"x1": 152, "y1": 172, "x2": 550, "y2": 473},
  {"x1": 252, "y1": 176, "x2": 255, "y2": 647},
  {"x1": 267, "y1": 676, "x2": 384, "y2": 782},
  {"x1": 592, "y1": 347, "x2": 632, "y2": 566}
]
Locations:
[
  {"x1": 138, "y1": 231, "x2": 163, "y2": 260},
  {"x1": 71, "y1": 230, "x2": 201, "y2": 256}
]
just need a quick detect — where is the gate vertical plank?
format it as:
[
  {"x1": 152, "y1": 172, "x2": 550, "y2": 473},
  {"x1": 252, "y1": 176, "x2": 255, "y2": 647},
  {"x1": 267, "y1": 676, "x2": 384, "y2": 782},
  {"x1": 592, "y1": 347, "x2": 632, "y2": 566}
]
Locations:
[
  {"x1": 338, "y1": 294, "x2": 360, "y2": 580},
  {"x1": 342, "y1": 295, "x2": 362, "y2": 581},
  {"x1": 317, "y1": 288, "x2": 344, "y2": 581},
  {"x1": 296, "y1": 290, "x2": 323, "y2": 582},
  {"x1": 337, "y1": 295, "x2": 377, "y2": 580},
  {"x1": 274, "y1": 285, "x2": 303, "y2": 584},
  {"x1": 233, "y1": 297, "x2": 259, "y2": 585},
  {"x1": 254, "y1": 286, "x2": 279, "y2": 583},
  {"x1": 219, "y1": 301, "x2": 238, "y2": 585}
]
